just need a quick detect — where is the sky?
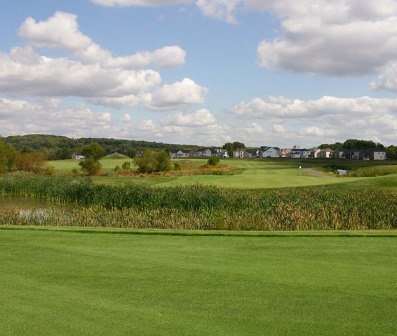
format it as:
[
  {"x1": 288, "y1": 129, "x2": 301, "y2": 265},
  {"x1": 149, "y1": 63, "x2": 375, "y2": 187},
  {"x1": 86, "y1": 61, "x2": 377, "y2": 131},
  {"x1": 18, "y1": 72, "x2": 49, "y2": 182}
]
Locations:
[{"x1": 1, "y1": 0, "x2": 397, "y2": 148}]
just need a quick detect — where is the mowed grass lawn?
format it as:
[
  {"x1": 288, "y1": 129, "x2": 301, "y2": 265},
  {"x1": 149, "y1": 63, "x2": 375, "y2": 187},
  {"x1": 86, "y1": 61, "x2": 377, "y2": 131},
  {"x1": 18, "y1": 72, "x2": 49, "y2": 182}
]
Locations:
[
  {"x1": 48, "y1": 158, "x2": 366, "y2": 189},
  {"x1": 1, "y1": 228, "x2": 396, "y2": 335}
]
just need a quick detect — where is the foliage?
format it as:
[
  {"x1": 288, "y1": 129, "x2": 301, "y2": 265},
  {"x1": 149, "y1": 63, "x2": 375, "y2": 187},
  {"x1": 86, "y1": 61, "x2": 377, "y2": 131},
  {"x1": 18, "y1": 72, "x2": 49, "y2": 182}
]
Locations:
[
  {"x1": 79, "y1": 157, "x2": 102, "y2": 175},
  {"x1": 222, "y1": 141, "x2": 246, "y2": 157},
  {"x1": 134, "y1": 149, "x2": 172, "y2": 173},
  {"x1": 0, "y1": 141, "x2": 20, "y2": 173},
  {"x1": 80, "y1": 142, "x2": 106, "y2": 160},
  {"x1": 4, "y1": 134, "x2": 199, "y2": 160},
  {"x1": 386, "y1": 145, "x2": 397, "y2": 160},
  {"x1": 207, "y1": 155, "x2": 220, "y2": 166},
  {"x1": 1, "y1": 173, "x2": 396, "y2": 230},
  {"x1": 17, "y1": 152, "x2": 46, "y2": 173}
]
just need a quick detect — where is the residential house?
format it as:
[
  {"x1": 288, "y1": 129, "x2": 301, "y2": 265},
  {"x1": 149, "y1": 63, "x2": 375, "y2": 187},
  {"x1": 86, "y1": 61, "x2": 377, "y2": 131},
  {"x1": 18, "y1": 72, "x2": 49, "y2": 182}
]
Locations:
[
  {"x1": 72, "y1": 152, "x2": 85, "y2": 160},
  {"x1": 215, "y1": 149, "x2": 229, "y2": 158},
  {"x1": 313, "y1": 148, "x2": 334, "y2": 159},
  {"x1": 280, "y1": 148, "x2": 291, "y2": 158},
  {"x1": 233, "y1": 148, "x2": 246, "y2": 158},
  {"x1": 260, "y1": 146, "x2": 279, "y2": 158},
  {"x1": 169, "y1": 149, "x2": 190, "y2": 159},
  {"x1": 290, "y1": 149, "x2": 311, "y2": 159}
]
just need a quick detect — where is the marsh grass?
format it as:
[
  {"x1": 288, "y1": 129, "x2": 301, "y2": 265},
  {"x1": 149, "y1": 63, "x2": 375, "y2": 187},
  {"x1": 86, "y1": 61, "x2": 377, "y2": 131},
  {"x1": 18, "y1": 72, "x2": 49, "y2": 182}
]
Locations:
[{"x1": 1, "y1": 173, "x2": 396, "y2": 230}]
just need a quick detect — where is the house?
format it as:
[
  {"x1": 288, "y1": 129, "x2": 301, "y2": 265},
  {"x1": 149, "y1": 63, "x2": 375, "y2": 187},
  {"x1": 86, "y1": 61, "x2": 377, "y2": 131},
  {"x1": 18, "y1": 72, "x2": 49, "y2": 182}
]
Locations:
[
  {"x1": 233, "y1": 148, "x2": 246, "y2": 158},
  {"x1": 361, "y1": 149, "x2": 387, "y2": 161},
  {"x1": 334, "y1": 149, "x2": 386, "y2": 160},
  {"x1": 72, "y1": 152, "x2": 85, "y2": 160},
  {"x1": 215, "y1": 149, "x2": 229, "y2": 158},
  {"x1": 313, "y1": 148, "x2": 334, "y2": 159},
  {"x1": 260, "y1": 146, "x2": 279, "y2": 158},
  {"x1": 280, "y1": 148, "x2": 291, "y2": 158},
  {"x1": 290, "y1": 149, "x2": 311, "y2": 159},
  {"x1": 169, "y1": 149, "x2": 190, "y2": 159}
]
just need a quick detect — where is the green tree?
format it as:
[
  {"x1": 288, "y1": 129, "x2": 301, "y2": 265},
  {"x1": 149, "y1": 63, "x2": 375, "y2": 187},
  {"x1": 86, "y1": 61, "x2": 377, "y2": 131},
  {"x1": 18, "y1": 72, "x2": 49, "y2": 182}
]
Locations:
[
  {"x1": 386, "y1": 145, "x2": 397, "y2": 160},
  {"x1": 79, "y1": 158, "x2": 102, "y2": 175},
  {"x1": 207, "y1": 155, "x2": 220, "y2": 166},
  {"x1": 134, "y1": 149, "x2": 158, "y2": 173},
  {"x1": 222, "y1": 142, "x2": 246, "y2": 158},
  {"x1": 0, "y1": 141, "x2": 20, "y2": 173},
  {"x1": 79, "y1": 143, "x2": 105, "y2": 175},
  {"x1": 134, "y1": 149, "x2": 172, "y2": 173},
  {"x1": 81, "y1": 142, "x2": 106, "y2": 160},
  {"x1": 17, "y1": 152, "x2": 46, "y2": 173},
  {"x1": 156, "y1": 150, "x2": 172, "y2": 172}
]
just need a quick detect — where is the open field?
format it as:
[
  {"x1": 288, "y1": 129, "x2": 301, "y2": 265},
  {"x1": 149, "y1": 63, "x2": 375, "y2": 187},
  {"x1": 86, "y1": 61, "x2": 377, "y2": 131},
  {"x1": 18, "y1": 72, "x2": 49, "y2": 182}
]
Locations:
[
  {"x1": 47, "y1": 158, "x2": 389, "y2": 189},
  {"x1": 1, "y1": 227, "x2": 396, "y2": 336}
]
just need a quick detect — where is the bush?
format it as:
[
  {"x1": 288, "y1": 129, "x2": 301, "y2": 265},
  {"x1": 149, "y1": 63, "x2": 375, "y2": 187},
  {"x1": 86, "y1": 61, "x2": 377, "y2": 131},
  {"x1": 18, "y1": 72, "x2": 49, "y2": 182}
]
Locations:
[{"x1": 207, "y1": 155, "x2": 220, "y2": 166}]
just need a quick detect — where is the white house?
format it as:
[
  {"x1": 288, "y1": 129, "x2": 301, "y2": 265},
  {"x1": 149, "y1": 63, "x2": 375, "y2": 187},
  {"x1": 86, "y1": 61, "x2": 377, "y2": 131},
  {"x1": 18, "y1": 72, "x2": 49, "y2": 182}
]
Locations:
[
  {"x1": 290, "y1": 149, "x2": 311, "y2": 159},
  {"x1": 72, "y1": 152, "x2": 85, "y2": 160},
  {"x1": 169, "y1": 150, "x2": 190, "y2": 159},
  {"x1": 260, "y1": 146, "x2": 279, "y2": 158},
  {"x1": 233, "y1": 148, "x2": 246, "y2": 158}
]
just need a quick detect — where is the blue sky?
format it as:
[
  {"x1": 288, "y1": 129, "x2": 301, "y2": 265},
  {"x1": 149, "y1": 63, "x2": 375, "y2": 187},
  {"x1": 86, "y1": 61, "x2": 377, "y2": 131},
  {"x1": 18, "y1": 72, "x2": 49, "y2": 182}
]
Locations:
[{"x1": 1, "y1": 0, "x2": 397, "y2": 147}]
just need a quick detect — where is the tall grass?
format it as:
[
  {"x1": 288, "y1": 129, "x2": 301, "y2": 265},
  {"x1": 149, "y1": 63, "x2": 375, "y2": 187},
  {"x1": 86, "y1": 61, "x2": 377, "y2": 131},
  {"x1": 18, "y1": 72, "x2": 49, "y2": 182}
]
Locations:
[{"x1": 0, "y1": 172, "x2": 396, "y2": 230}]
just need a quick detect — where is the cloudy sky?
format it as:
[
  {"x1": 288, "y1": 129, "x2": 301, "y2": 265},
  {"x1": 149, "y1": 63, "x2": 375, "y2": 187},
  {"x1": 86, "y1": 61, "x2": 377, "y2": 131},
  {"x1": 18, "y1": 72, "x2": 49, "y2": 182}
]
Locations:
[{"x1": 1, "y1": 0, "x2": 397, "y2": 147}]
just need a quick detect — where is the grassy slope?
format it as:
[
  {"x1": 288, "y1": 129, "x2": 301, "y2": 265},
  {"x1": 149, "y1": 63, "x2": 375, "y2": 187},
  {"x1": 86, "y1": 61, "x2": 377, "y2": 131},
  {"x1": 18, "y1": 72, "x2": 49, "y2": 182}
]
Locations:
[
  {"x1": 48, "y1": 158, "x2": 373, "y2": 189},
  {"x1": 1, "y1": 228, "x2": 396, "y2": 336}
]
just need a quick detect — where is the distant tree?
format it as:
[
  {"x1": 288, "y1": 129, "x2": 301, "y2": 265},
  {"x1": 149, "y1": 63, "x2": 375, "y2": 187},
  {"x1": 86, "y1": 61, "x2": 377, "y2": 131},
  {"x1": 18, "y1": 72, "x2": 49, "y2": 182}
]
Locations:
[
  {"x1": 79, "y1": 158, "x2": 102, "y2": 175},
  {"x1": 222, "y1": 141, "x2": 246, "y2": 158},
  {"x1": 134, "y1": 149, "x2": 172, "y2": 173},
  {"x1": 78, "y1": 143, "x2": 105, "y2": 175},
  {"x1": 17, "y1": 152, "x2": 46, "y2": 173},
  {"x1": 386, "y1": 145, "x2": 397, "y2": 160},
  {"x1": 0, "y1": 141, "x2": 20, "y2": 173},
  {"x1": 81, "y1": 142, "x2": 106, "y2": 160},
  {"x1": 156, "y1": 150, "x2": 172, "y2": 172},
  {"x1": 207, "y1": 155, "x2": 220, "y2": 166}
]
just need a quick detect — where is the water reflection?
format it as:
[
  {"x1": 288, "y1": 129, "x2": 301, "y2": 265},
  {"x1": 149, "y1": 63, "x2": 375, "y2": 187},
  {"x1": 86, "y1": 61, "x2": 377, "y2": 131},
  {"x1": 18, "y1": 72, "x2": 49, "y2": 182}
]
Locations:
[{"x1": 0, "y1": 197, "x2": 54, "y2": 211}]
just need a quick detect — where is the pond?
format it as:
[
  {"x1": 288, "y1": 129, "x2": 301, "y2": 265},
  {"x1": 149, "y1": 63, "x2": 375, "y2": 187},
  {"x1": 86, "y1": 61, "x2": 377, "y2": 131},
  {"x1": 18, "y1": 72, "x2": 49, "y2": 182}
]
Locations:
[{"x1": 0, "y1": 197, "x2": 58, "y2": 211}]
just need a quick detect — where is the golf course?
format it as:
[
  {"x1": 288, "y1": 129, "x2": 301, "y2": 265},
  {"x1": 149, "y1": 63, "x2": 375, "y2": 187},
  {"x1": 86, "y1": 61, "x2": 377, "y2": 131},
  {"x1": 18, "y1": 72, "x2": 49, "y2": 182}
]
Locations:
[{"x1": 1, "y1": 158, "x2": 396, "y2": 335}]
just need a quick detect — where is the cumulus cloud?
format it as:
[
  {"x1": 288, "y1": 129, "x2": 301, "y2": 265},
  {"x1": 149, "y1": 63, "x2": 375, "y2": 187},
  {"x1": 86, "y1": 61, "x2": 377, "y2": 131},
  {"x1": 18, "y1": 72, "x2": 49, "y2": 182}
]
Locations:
[
  {"x1": 91, "y1": 0, "x2": 242, "y2": 23},
  {"x1": 254, "y1": 0, "x2": 397, "y2": 80},
  {"x1": 0, "y1": 47, "x2": 161, "y2": 97},
  {"x1": 232, "y1": 95, "x2": 397, "y2": 146},
  {"x1": 196, "y1": 0, "x2": 241, "y2": 24},
  {"x1": 90, "y1": 0, "x2": 191, "y2": 7},
  {"x1": 161, "y1": 109, "x2": 216, "y2": 126},
  {"x1": 143, "y1": 78, "x2": 208, "y2": 110},
  {"x1": 0, "y1": 98, "x2": 117, "y2": 138},
  {"x1": 0, "y1": 11, "x2": 204, "y2": 112},
  {"x1": 18, "y1": 12, "x2": 186, "y2": 69}
]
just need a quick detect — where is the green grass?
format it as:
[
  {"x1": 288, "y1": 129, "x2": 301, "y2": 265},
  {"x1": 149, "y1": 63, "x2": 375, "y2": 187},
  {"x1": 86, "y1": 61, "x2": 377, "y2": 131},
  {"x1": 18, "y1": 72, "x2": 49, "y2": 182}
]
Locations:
[
  {"x1": 49, "y1": 158, "x2": 375, "y2": 189},
  {"x1": 1, "y1": 227, "x2": 396, "y2": 335}
]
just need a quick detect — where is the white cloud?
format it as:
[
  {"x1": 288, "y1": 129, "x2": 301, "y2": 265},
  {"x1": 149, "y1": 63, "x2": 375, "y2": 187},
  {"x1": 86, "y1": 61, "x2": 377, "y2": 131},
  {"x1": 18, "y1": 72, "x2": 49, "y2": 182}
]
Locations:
[
  {"x1": 371, "y1": 61, "x2": 397, "y2": 93},
  {"x1": 253, "y1": 0, "x2": 397, "y2": 79},
  {"x1": 231, "y1": 95, "x2": 397, "y2": 146},
  {"x1": 18, "y1": 12, "x2": 186, "y2": 69},
  {"x1": 272, "y1": 124, "x2": 286, "y2": 134},
  {"x1": 90, "y1": 0, "x2": 191, "y2": 7},
  {"x1": 161, "y1": 109, "x2": 216, "y2": 126},
  {"x1": 0, "y1": 98, "x2": 117, "y2": 138},
  {"x1": 0, "y1": 47, "x2": 161, "y2": 97},
  {"x1": 143, "y1": 78, "x2": 208, "y2": 110},
  {"x1": 196, "y1": 0, "x2": 241, "y2": 24}
]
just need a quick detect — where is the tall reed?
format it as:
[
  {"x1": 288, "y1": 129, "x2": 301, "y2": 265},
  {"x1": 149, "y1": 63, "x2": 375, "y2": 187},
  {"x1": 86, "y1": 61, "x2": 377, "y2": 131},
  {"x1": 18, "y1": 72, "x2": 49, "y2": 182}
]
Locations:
[{"x1": 0, "y1": 172, "x2": 396, "y2": 230}]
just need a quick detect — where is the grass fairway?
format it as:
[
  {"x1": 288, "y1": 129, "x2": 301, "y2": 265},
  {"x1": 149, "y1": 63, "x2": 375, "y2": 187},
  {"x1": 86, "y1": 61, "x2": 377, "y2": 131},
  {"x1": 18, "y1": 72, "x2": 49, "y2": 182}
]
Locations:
[
  {"x1": 48, "y1": 158, "x2": 368, "y2": 189},
  {"x1": 1, "y1": 228, "x2": 396, "y2": 335}
]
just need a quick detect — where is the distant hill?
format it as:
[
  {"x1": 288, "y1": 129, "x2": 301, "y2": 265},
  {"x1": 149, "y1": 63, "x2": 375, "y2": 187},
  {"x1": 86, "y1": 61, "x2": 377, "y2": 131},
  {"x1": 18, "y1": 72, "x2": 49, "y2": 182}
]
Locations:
[{"x1": 2, "y1": 134, "x2": 199, "y2": 160}]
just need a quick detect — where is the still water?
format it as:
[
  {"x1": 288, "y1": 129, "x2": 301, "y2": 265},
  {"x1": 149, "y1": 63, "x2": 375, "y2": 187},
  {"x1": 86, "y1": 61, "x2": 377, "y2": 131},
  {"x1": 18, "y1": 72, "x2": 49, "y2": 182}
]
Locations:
[{"x1": 0, "y1": 197, "x2": 56, "y2": 211}]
